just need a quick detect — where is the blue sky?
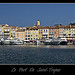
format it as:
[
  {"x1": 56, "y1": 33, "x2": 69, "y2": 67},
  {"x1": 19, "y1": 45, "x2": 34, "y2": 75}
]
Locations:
[{"x1": 0, "y1": 3, "x2": 75, "y2": 27}]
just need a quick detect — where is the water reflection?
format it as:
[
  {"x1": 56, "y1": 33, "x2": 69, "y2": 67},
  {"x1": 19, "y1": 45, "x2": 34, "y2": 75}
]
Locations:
[
  {"x1": 0, "y1": 44, "x2": 75, "y2": 49},
  {"x1": 19, "y1": 44, "x2": 75, "y2": 49}
]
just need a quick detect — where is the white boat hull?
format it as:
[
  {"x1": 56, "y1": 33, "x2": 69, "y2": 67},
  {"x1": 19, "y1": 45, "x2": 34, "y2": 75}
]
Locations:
[
  {"x1": 10, "y1": 41, "x2": 23, "y2": 45},
  {"x1": 1, "y1": 40, "x2": 10, "y2": 45}
]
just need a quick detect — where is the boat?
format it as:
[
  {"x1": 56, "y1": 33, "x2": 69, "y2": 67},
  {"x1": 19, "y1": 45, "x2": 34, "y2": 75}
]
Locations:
[
  {"x1": 10, "y1": 38, "x2": 24, "y2": 45},
  {"x1": 1, "y1": 38, "x2": 11, "y2": 45},
  {"x1": 59, "y1": 38, "x2": 67, "y2": 45},
  {"x1": 51, "y1": 38, "x2": 60, "y2": 45},
  {"x1": 44, "y1": 38, "x2": 52, "y2": 45}
]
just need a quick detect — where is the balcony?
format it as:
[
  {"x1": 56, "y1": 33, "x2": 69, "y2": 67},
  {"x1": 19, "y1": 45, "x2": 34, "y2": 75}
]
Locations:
[{"x1": 4, "y1": 31, "x2": 10, "y2": 33}]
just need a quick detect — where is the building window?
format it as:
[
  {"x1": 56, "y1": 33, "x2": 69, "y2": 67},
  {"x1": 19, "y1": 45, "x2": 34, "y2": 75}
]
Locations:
[
  {"x1": 36, "y1": 35, "x2": 38, "y2": 37},
  {"x1": 49, "y1": 32, "x2": 51, "y2": 34},
  {"x1": 28, "y1": 35, "x2": 30, "y2": 37},
  {"x1": 54, "y1": 32, "x2": 56, "y2": 34},
  {"x1": 25, "y1": 35, "x2": 27, "y2": 37},
  {"x1": 28, "y1": 38, "x2": 30, "y2": 40},
  {"x1": 46, "y1": 29, "x2": 47, "y2": 32},
  {"x1": 31, "y1": 35, "x2": 32, "y2": 37}
]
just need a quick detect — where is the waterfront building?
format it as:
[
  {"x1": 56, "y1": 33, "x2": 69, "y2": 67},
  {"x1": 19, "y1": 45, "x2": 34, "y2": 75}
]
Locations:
[
  {"x1": 3, "y1": 26, "x2": 11, "y2": 39},
  {"x1": 0, "y1": 24, "x2": 9, "y2": 39},
  {"x1": 49, "y1": 26, "x2": 59, "y2": 39},
  {"x1": 15, "y1": 29, "x2": 25, "y2": 41},
  {"x1": 25, "y1": 28, "x2": 30, "y2": 40},
  {"x1": 38, "y1": 26, "x2": 49, "y2": 39},
  {"x1": 29, "y1": 27, "x2": 39, "y2": 40},
  {"x1": 24, "y1": 20, "x2": 40, "y2": 40},
  {"x1": 0, "y1": 25, "x2": 3, "y2": 39},
  {"x1": 63, "y1": 25, "x2": 75, "y2": 42},
  {"x1": 58, "y1": 24, "x2": 64, "y2": 38},
  {"x1": 11, "y1": 26, "x2": 18, "y2": 38},
  {"x1": 1, "y1": 20, "x2": 75, "y2": 43}
]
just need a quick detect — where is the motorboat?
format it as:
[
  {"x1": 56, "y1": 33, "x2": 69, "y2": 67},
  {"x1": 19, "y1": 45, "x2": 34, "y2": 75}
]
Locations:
[
  {"x1": 51, "y1": 38, "x2": 60, "y2": 45},
  {"x1": 1, "y1": 38, "x2": 11, "y2": 45},
  {"x1": 44, "y1": 38, "x2": 52, "y2": 45},
  {"x1": 10, "y1": 38, "x2": 24, "y2": 45},
  {"x1": 59, "y1": 38, "x2": 67, "y2": 45}
]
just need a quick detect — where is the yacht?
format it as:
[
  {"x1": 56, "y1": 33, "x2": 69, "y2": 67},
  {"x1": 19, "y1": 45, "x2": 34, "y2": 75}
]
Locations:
[
  {"x1": 44, "y1": 38, "x2": 52, "y2": 45},
  {"x1": 1, "y1": 38, "x2": 11, "y2": 45},
  {"x1": 59, "y1": 38, "x2": 67, "y2": 45},
  {"x1": 51, "y1": 38, "x2": 60, "y2": 45},
  {"x1": 10, "y1": 38, "x2": 24, "y2": 45}
]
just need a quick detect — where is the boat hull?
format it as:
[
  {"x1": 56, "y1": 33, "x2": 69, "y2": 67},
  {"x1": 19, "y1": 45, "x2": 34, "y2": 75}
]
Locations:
[
  {"x1": 60, "y1": 41, "x2": 67, "y2": 45},
  {"x1": 10, "y1": 41, "x2": 23, "y2": 45},
  {"x1": 44, "y1": 42, "x2": 52, "y2": 45},
  {"x1": 1, "y1": 41, "x2": 10, "y2": 45},
  {"x1": 51, "y1": 41, "x2": 60, "y2": 45}
]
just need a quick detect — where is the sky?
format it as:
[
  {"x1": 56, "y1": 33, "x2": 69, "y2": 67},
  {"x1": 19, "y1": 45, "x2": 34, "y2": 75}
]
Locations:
[{"x1": 0, "y1": 3, "x2": 75, "y2": 27}]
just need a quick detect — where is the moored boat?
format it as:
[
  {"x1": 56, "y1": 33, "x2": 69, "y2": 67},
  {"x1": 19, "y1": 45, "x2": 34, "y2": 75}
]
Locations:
[
  {"x1": 60, "y1": 38, "x2": 67, "y2": 45},
  {"x1": 51, "y1": 38, "x2": 60, "y2": 45},
  {"x1": 1, "y1": 38, "x2": 11, "y2": 45},
  {"x1": 44, "y1": 38, "x2": 52, "y2": 45},
  {"x1": 10, "y1": 38, "x2": 24, "y2": 45}
]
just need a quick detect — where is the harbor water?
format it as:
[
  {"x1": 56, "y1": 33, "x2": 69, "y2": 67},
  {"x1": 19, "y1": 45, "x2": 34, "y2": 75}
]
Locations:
[{"x1": 0, "y1": 45, "x2": 75, "y2": 64}]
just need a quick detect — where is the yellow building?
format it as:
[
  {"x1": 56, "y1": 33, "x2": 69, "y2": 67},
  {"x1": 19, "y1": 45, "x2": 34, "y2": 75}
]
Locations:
[
  {"x1": 10, "y1": 26, "x2": 18, "y2": 38},
  {"x1": 38, "y1": 26, "x2": 49, "y2": 39},
  {"x1": 58, "y1": 24, "x2": 64, "y2": 38},
  {"x1": 30, "y1": 27, "x2": 39, "y2": 40},
  {"x1": 25, "y1": 28, "x2": 30, "y2": 40},
  {"x1": 25, "y1": 26, "x2": 39, "y2": 40},
  {"x1": 63, "y1": 25, "x2": 75, "y2": 42},
  {"x1": 0, "y1": 24, "x2": 9, "y2": 39},
  {"x1": 0, "y1": 25, "x2": 3, "y2": 39}
]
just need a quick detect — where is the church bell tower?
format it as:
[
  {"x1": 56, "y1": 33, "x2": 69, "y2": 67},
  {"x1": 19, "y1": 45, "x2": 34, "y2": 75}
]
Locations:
[{"x1": 37, "y1": 20, "x2": 40, "y2": 27}]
